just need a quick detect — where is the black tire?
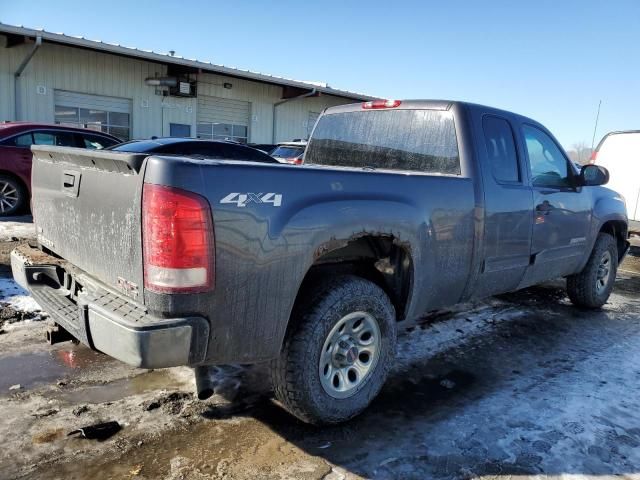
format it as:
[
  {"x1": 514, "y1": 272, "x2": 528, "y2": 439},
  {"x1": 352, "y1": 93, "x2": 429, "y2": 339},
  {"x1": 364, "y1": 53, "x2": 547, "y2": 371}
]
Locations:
[
  {"x1": 270, "y1": 275, "x2": 396, "y2": 425},
  {"x1": 0, "y1": 174, "x2": 27, "y2": 217},
  {"x1": 567, "y1": 232, "x2": 618, "y2": 309}
]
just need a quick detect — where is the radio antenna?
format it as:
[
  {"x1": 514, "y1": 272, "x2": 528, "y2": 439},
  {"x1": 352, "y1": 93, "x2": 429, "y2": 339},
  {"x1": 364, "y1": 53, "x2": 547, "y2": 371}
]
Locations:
[{"x1": 590, "y1": 100, "x2": 602, "y2": 151}]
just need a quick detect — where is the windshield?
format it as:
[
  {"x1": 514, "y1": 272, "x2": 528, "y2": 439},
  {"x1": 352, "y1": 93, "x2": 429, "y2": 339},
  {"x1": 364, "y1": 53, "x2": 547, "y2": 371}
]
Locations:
[
  {"x1": 306, "y1": 109, "x2": 460, "y2": 174},
  {"x1": 271, "y1": 146, "x2": 305, "y2": 158}
]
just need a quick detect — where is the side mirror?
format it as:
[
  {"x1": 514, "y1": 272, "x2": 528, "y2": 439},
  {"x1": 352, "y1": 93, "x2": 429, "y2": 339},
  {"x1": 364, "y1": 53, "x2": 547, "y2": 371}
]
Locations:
[{"x1": 580, "y1": 164, "x2": 609, "y2": 186}]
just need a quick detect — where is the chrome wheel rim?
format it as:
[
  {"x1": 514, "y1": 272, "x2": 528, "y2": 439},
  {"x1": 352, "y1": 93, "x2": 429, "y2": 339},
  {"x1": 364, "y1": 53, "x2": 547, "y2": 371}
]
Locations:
[
  {"x1": 596, "y1": 250, "x2": 612, "y2": 294},
  {"x1": 319, "y1": 311, "x2": 381, "y2": 399},
  {"x1": 0, "y1": 181, "x2": 18, "y2": 213}
]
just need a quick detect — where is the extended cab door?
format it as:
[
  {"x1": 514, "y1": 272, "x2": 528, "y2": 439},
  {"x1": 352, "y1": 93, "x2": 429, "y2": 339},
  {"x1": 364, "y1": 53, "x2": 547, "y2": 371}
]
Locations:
[
  {"x1": 473, "y1": 114, "x2": 534, "y2": 297},
  {"x1": 518, "y1": 123, "x2": 592, "y2": 287}
]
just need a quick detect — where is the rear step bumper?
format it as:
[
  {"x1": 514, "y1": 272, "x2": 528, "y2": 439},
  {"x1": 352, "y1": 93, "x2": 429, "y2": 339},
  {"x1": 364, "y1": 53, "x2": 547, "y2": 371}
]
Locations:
[{"x1": 11, "y1": 244, "x2": 209, "y2": 369}]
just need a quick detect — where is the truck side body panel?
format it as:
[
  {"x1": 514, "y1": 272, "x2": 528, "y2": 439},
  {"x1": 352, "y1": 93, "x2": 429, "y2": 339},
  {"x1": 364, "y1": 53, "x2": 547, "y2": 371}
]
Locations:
[{"x1": 144, "y1": 158, "x2": 476, "y2": 363}]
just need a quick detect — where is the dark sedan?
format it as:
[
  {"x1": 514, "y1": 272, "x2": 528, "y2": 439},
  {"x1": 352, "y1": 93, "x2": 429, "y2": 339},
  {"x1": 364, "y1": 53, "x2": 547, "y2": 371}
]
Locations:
[{"x1": 108, "y1": 138, "x2": 279, "y2": 163}]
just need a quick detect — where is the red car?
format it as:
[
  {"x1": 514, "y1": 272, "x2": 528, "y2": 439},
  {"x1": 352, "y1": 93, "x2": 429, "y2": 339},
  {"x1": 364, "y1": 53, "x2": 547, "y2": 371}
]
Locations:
[{"x1": 0, "y1": 123, "x2": 120, "y2": 216}]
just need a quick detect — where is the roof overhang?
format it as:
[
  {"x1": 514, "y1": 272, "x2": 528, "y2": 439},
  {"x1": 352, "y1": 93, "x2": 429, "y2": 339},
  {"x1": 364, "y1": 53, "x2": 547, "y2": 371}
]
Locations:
[{"x1": 0, "y1": 23, "x2": 377, "y2": 102}]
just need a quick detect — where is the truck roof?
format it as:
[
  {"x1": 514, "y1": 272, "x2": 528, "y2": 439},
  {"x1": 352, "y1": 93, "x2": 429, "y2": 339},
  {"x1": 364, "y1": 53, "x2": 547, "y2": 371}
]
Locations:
[{"x1": 323, "y1": 99, "x2": 543, "y2": 127}]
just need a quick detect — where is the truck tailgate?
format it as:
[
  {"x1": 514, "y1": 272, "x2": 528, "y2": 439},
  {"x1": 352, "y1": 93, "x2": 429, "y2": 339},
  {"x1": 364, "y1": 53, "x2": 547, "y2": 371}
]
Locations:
[{"x1": 30, "y1": 146, "x2": 147, "y2": 302}]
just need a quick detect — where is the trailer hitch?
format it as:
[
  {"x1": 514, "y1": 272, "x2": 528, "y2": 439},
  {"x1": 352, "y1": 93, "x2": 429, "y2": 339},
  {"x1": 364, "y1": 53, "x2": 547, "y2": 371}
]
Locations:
[{"x1": 46, "y1": 324, "x2": 77, "y2": 345}]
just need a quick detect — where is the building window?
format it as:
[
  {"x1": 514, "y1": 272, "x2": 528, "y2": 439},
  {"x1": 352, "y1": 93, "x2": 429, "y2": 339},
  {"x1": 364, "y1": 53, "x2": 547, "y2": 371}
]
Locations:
[
  {"x1": 55, "y1": 106, "x2": 130, "y2": 141},
  {"x1": 196, "y1": 123, "x2": 248, "y2": 144}
]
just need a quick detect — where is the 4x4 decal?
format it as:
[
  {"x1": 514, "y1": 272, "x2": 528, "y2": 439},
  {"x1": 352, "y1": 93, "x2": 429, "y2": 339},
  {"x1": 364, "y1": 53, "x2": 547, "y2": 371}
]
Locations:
[{"x1": 220, "y1": 192, "x2": 282, "y2": 207}]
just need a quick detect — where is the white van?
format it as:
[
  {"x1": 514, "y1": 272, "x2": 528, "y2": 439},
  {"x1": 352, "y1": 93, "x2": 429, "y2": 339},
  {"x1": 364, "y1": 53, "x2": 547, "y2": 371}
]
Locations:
[{"x1": 592, "y1": 130, "x2": 640, "y2": 233}]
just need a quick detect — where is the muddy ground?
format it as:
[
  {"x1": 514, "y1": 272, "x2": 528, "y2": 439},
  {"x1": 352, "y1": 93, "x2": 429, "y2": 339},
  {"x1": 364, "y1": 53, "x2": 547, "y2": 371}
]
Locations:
[{"x1": 1, "y1": 217, "x2": 640, "y2": 480}]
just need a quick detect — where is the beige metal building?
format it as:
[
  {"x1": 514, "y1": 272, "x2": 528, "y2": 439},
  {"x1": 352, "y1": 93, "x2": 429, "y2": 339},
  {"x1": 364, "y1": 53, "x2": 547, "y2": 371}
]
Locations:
[{"x1": 0, "y1": 24, "x2": 374, "y2": 143}]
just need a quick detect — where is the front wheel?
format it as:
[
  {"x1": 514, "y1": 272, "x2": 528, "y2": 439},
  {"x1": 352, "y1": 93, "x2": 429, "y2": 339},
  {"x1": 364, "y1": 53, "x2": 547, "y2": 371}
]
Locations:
[
  {"x1": 270, "y1": 275, "x2": 396, "y2": 424},
  {"x1": 567, "y1": 232, "x2": 618, "y2": 309}
]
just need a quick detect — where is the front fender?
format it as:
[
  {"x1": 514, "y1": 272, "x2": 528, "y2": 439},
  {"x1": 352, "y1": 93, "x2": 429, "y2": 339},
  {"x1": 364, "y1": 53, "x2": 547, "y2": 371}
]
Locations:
[{"x1": 579, "y1": 188, "x2": 628, "y2": 270}]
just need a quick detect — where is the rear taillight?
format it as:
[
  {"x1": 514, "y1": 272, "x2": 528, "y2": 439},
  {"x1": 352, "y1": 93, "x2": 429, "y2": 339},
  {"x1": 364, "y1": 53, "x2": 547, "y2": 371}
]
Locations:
[
  {"x1": 142, "y1": 184, "x2": 214, "y2": 293},
  {"x1": 286, "y1": 157, "x2": 303, "y2": 165},
  {"x1": 362, "y1": 99, "x2": 401, "y2": 109},
  {"x1": 589, "y1": 150, "x2": 597, "y2": 164}
]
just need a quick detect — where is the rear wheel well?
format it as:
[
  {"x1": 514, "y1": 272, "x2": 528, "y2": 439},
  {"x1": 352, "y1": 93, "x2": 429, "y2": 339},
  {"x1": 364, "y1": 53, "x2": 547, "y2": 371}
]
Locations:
[
  {"x1": 295, "y1": 236, "x2": 413, "y2": 322},
  {"x1": 599, "y1": 220, "x2": 627, "y2": 262}
]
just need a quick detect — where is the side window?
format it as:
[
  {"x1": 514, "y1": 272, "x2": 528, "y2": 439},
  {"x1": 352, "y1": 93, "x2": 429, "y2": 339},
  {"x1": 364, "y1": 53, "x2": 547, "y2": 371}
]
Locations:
[
  {"x1": 482, "y1": 116, "x2": 520, "y2": 183},
  {"x1": 523, "y1": 125, "x2": 571, "y2": 188},
  {"x1": 14, "y1": 133, "x2": 34, "y2": 148},
  {"x1": 81, "y1": 134, "x2": 115, "y2": 150},
  {"x1": 32, "y1": 132, "x2": 56, "y2": 145},
  {"x1": 33, "y1": 131, "x2": 77, "y2": 147}
]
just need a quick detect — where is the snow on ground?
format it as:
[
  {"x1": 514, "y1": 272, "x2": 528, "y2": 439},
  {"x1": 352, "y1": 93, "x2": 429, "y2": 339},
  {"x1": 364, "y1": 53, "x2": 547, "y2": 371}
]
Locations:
[
  {"x1": 0, "y1": 276, "x2": 46, "y2": 325},
  {"x1": 0, "y1": 216, "x2": 36, "y2": 241}
]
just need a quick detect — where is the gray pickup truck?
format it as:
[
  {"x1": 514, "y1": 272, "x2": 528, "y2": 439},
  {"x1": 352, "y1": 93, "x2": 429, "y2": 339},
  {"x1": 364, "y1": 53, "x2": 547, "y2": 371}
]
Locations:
[{"x1": 12, "y1": 100, "x2": 629, "y2": 424}]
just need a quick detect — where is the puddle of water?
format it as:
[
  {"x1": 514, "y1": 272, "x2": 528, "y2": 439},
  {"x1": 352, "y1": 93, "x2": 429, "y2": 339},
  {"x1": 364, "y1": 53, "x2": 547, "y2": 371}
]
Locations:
[
  {"x1": 53, "y1": 369, "x2": 189, "y2": 405},
  {"x1": 0, "y1": 344, "x2": 113, "y2": 395},
  {"x1": 51, "y1": 344, "x2": 114, "y2": 369},
  {"x1": 0, "y1": 351, "x2": 71, "y2": 393}
]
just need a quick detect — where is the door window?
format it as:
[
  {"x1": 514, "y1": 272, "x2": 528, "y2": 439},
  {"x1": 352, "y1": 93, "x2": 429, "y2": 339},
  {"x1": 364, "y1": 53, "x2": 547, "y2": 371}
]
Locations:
[
  {"x1": 80, "y1": 133, "x2": 118, "y2": 150},
  {"x1": 34, "y1": 131, "x2": 76, "y2": 147},
  {"x1": 13, "y1": 133, "x2": 34, "y2": 147},
  {"x1": 523, "y1": 125, "x2": 571, "y2": 188},
  {"x1": 482, "y1": 116, "x2": 520, "y2": 183},
  {"x1": 4, "y1": 131, "x2": 76, "y2": 148}
]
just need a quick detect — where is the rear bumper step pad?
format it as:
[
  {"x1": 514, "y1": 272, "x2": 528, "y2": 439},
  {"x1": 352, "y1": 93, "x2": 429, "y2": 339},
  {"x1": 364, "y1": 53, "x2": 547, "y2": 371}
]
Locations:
[{"x1": 11, "y1": 244, "x2": 209, "y2": 369}]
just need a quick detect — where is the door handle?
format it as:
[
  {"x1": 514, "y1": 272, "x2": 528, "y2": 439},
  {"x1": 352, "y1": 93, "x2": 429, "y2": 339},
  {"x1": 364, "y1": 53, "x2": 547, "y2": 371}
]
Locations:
[
  {"x1": 61, "y1": 170, "x2": 81, "y2": 197},
  {"x1": 63, "y1": 173, "x2": 76, "y2": 188}
]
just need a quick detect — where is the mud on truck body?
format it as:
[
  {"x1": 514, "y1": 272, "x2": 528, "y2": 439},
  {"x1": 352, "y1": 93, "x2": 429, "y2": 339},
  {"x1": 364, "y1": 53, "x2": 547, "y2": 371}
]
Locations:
[{"x1": 13, "y1": 100, "x2": 629, "y2": 424}]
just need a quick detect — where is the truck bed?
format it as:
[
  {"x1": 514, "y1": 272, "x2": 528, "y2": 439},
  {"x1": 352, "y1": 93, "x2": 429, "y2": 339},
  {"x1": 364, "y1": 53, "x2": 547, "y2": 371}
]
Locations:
[{"x1": 22, "y1": 146, "x2": 477, "y2": 366}]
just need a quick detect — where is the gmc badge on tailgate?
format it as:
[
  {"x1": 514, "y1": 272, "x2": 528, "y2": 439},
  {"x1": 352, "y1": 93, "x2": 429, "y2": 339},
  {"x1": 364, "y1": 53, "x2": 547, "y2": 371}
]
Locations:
[{"x1": 117, "y1": 277, "x2": 139, "y2": 299}]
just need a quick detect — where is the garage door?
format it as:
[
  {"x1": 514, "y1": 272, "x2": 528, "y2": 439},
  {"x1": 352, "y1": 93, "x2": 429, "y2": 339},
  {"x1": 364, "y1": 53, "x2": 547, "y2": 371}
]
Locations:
[
  {"x1": 54, "y1": 90, "x2": 132, "y2": 140},
  {"x1": 197, "y1": 96, "x2": 250, "y2": 143}
]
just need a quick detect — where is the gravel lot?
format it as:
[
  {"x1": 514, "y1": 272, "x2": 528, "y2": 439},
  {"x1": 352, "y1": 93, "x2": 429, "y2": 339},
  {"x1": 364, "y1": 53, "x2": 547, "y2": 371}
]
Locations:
[{"x1": 1, "y1": 217, "x2": 639, "y2": 480}]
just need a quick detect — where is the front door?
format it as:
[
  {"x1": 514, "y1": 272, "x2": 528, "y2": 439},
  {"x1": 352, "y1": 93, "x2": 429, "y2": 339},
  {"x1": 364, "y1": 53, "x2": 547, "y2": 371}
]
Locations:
[{"x1": 519, "y1": 124, "x2": 592, "y2": 287}]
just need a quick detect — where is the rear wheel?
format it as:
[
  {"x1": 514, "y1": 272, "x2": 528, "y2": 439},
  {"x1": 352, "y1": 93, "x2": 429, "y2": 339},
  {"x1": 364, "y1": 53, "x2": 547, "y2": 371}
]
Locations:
[
  {"x1": 0, "y1": 174, "x2": 27, "y2": 216},
  {"x1": 567, "y1": 233, "x2": 618, "y2": 308},
  {"x1": 270, "y1": 275, "x2": 396, "y2": 424}
]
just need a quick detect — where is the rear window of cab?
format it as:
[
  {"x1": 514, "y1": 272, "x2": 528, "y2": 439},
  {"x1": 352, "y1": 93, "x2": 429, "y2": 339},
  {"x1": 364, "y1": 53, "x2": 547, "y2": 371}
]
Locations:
[{"x1": 305, "y1": 109, "x2": 460, "y2": 175}]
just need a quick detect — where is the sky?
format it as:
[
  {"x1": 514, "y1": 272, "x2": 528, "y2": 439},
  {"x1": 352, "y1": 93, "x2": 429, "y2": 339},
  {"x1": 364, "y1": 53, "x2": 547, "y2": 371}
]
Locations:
[{"x1": 1, "y1": 0, "x2": 638, "y2": 149}]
